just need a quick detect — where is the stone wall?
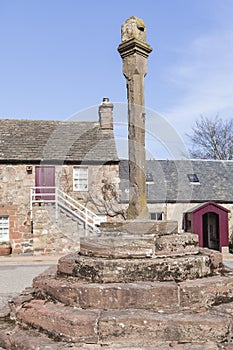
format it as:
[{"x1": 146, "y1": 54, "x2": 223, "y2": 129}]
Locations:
[
  {"x1": 0, "y1": 164, "x2": 34, "y2": 254},
  {"x1": 57, "y1": 163, "x2": 119, "y2": 209},
  {"x1": 32, "y1": 206, "x2": 81, "y2": 255},
  {"x1": 0, "y1": 163, "x2": 119, "y2": 255}
]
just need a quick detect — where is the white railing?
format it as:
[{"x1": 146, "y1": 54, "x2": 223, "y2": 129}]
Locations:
[{"x1": 30, "y1": 187, "x2": 106, "y2": 232}]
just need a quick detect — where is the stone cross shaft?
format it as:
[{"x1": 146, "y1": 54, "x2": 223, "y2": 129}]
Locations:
[{"x1": 118, "y1": 16, "x2": 152, "y2": 219}]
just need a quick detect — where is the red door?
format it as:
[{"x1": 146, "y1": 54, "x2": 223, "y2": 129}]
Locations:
[{"x1": 35, "y1": 166, "x2": 55, "y2": 201}]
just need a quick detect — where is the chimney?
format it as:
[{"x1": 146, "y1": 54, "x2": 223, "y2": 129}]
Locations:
[{"x1": 98, "y1": 98, "x2": 113, "y2": 130}]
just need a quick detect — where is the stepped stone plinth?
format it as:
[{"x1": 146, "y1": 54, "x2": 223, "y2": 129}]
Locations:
[
  {"x1": 99, "y1": 220, "x2": 178, "y2": 235},
  {"x1": 1, "y1": 220, "x2": 233, "y2": 349},
  {"x1": 80, "y1": 233, "x2": 199, "y2": 259},
  {"x1": 57, "y1": 252, "x2": 221, "y2": 283},
  {"x1": 80, "y1": 236, "x2": 156, "y2": 258}
]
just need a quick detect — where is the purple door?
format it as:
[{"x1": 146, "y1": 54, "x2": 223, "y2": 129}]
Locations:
[{"x1": 35, "y1": 166, "x2": 55, "y2": 201}]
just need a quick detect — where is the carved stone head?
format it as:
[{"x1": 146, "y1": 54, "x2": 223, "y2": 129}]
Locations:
[{"x1": 121, "y1": 16, "x2": 146, "y2": 42}]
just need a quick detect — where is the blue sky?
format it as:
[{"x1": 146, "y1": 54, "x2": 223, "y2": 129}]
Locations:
[{"x1": 1, "y1": 0, "x2": 233, "y2": 158}]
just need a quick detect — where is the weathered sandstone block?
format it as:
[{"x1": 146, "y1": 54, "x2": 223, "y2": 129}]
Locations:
[
  {"x1": 179, "y1": 274, "x2": 233, "y2": 309},
  {"x1": 99, "y1": 309, "x2": 232, "y2": 343},
  {"x1": 155, "y1": 233, "x2": 199, "y2": 256},
  {"x1": 33, "y1": 276, "x2": 179, "y2": 310},
  {"x1": 58, "y1": 253, "x2": 216, "y2": 282},
  {"x1": 80, "y1": 236, "x2": 155, "y2": 258},
  {"x1": 99, "y1": 220, "x2": 178, "y2": 235},
  {"x1": 16, "y1": 299, "x2": 99, "y2": 343}
]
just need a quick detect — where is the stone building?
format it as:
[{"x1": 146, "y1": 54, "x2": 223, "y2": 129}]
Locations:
[
  {"x1": 120, "y1": 159, "x2": 233, "y2": 252},
  {"x1": 0, "y1": 98, "x2": 119, "y2": 255}
]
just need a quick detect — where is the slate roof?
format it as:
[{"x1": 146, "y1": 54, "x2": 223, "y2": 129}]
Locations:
[
  {"x1": 120, "y1": 159, "x2": 233, "y2": 203},
  {"x1": 0, "y1": 119, "x2": 118, "y2": 163}
]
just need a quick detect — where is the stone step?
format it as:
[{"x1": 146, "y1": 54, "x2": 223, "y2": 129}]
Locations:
[
  {"x1": 14, "y1": 299, "x2": 99, "y2": 343},
  {"x1": 80, "y1": 236, "x2": 156, "y2": 258},
  {"x1": 99, "y1": 220, "x2": 178, "y2": 235},
  {"x1": 80, "y1": 233, "x2": 199, "y2": 259},
  {"x1": 179, "y1": 272, "x2": 233, "y2": 309},
  {"x1": 11, "y1": 299, "x2": 233, "y2": 345},
  {"x1": 95, "y1": 342, "x2": 224, "y2": 350},
  {"x1": 98, "y1": 305, "x2": 233, "y2": 344},
  {"x1": 0, "y1": 320, "x2": 231, "y2": 350},
  {"x1": 57, "y1": 250, "x2": 222, "y2": 283},
  {"x1": 33, "y1": 270, "x2": 233, "y2": 311},
  {"x1": 0, "y1": 321, "x2": 100, "y2": 349},
  {"x1": 155, "y1": 232, "x2": 199, "y2": 256},
  {"x1": 33, "y1": 276, "x2": 179, "y2": 311}
]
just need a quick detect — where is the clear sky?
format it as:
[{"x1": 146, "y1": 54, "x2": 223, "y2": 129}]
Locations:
[{"x1": 1, "y1": 0, "x2": 233, "y2": 158}]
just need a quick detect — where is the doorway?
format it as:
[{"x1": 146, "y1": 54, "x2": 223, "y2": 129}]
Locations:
[
  {"x1": 35, "y1": 166, "x2": 55, "y2": 201},
  {"x1": 202, "y1": 212, "x2": 219, "y2": 251}
]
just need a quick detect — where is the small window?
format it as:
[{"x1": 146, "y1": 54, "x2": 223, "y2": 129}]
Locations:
[
  {"x1": 188, "y1": 174, "x2": 199, "y2": 183},
  {"x1": 0, "y1": 216, "x2": 9, "y2": 242},
  {"x1": 146, "y1": 172, "x2": 154, "y2": 183},
  {"x1": 73, "y1": 167, "x2": 88, "y2": 191},
  {"x1": 150, "y1": 212, "x2": 163, "y2": 221}
]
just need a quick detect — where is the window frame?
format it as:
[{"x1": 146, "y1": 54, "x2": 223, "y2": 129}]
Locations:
[
  {"x1": 73, "y1": 167, "x2": 89, "y2": 192},
  {"x1": 150, "y1": 212, "x2": 163, "y2": 221},
  {"x1": 0, "y1": 216, "x2": 9, "y2": 242},
  {"x1": 187, "y1": 173, "x2": 200, "y2": 184}
]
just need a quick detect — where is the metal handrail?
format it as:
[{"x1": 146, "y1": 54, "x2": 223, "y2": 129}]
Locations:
[{"x1": 30, "y1": 187, "x2": 106, "y2": 232}]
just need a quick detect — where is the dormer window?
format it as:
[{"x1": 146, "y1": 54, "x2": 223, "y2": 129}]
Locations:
[
  {"x1": 188, "y1": 174, "x2": 199, "y2": 183},
  {"x1": 146, "y1": 172, "x2": 154, "y2": 183}
]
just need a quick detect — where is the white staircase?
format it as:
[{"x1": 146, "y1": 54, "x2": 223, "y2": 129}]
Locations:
[{"x1": 30, "y1": 187, "x2": 106, "y2": 233}]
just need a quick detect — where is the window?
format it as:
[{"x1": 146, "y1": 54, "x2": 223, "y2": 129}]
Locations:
[
  {"x1": 73, "y1": 167, "x2": 88, "y2": 191},
  {"x1": 146, "y1": 172, "x2": 154, "y2": 183},
  {"x1": 0, "y1": 216, "x2": 9, "y2": 242},
  {"x1": 187, "y1": 174, "x2": 199, "y2": 183},
  {"x1": 150, "y1": 212, "x2": 163, "y2": 221}
]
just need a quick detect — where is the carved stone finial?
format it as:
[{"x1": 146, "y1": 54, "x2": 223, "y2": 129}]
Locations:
[{"x1": 121, "y1": 16, "x2": 146, "y2": 42}]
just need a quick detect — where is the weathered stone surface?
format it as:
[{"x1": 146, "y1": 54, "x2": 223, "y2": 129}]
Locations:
[
  {"x1": 15, "y1": 299, "x2": 99, "y2": 343},
  {"x1": 57, "y1": 253, "x2": 78, "y2": 275},
  {"x1": 58, "y1": 253, "x2": 217, "y2": 282},
  {"x1": 118, "y1": 16, "x2": 152, "y2": 220},
  {"x1": 80, "y1": 233, "x2": 200, "y2": 259},
  {"x1": 179, "y1": 274, "x2": 233, "y2": 309},
  {"x1": 0, "y1": 294, "x2": 15, "y2": 318},
  {"x1": 100, "y1": 220, "x2": 178, "y2": 235},
  {"x1": 200, "y1": 247, "x2": 223, "y2": 268},
  {"x1": 0, "y1": 319, "x2": 228, "y2": 349},
  {"x1": 224, "y1": 345, "x2": 233, "y2": 350},
  {"x1": 211, "y1": 300, "x2": 233, "y2": 315},
  {"x1": 33, "y1": 271, "x2": 233, "y2": 312},
  {"x1": 103, "y1": 341, "x2": 221, "y2": 350},
  {"x1": 0, "y1": 321, "x2": 101, "y2": 349},
  {"x1": 33, "y1": 275, "x2": 178, "y2": 310},
  {"x1": 80, "y1": 236, "x2": 155, "y2": 258},
  {"x1": 99, "y1": 309, "x2": 232, "y2": 344},
  {"x1": 155, "y1": 233, "x2": 199, "y2": 257}
]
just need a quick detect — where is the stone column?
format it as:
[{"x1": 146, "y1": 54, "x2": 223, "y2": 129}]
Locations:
[{"x1": 118, "y1": 16, "x2": 152, "y2": 219}]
